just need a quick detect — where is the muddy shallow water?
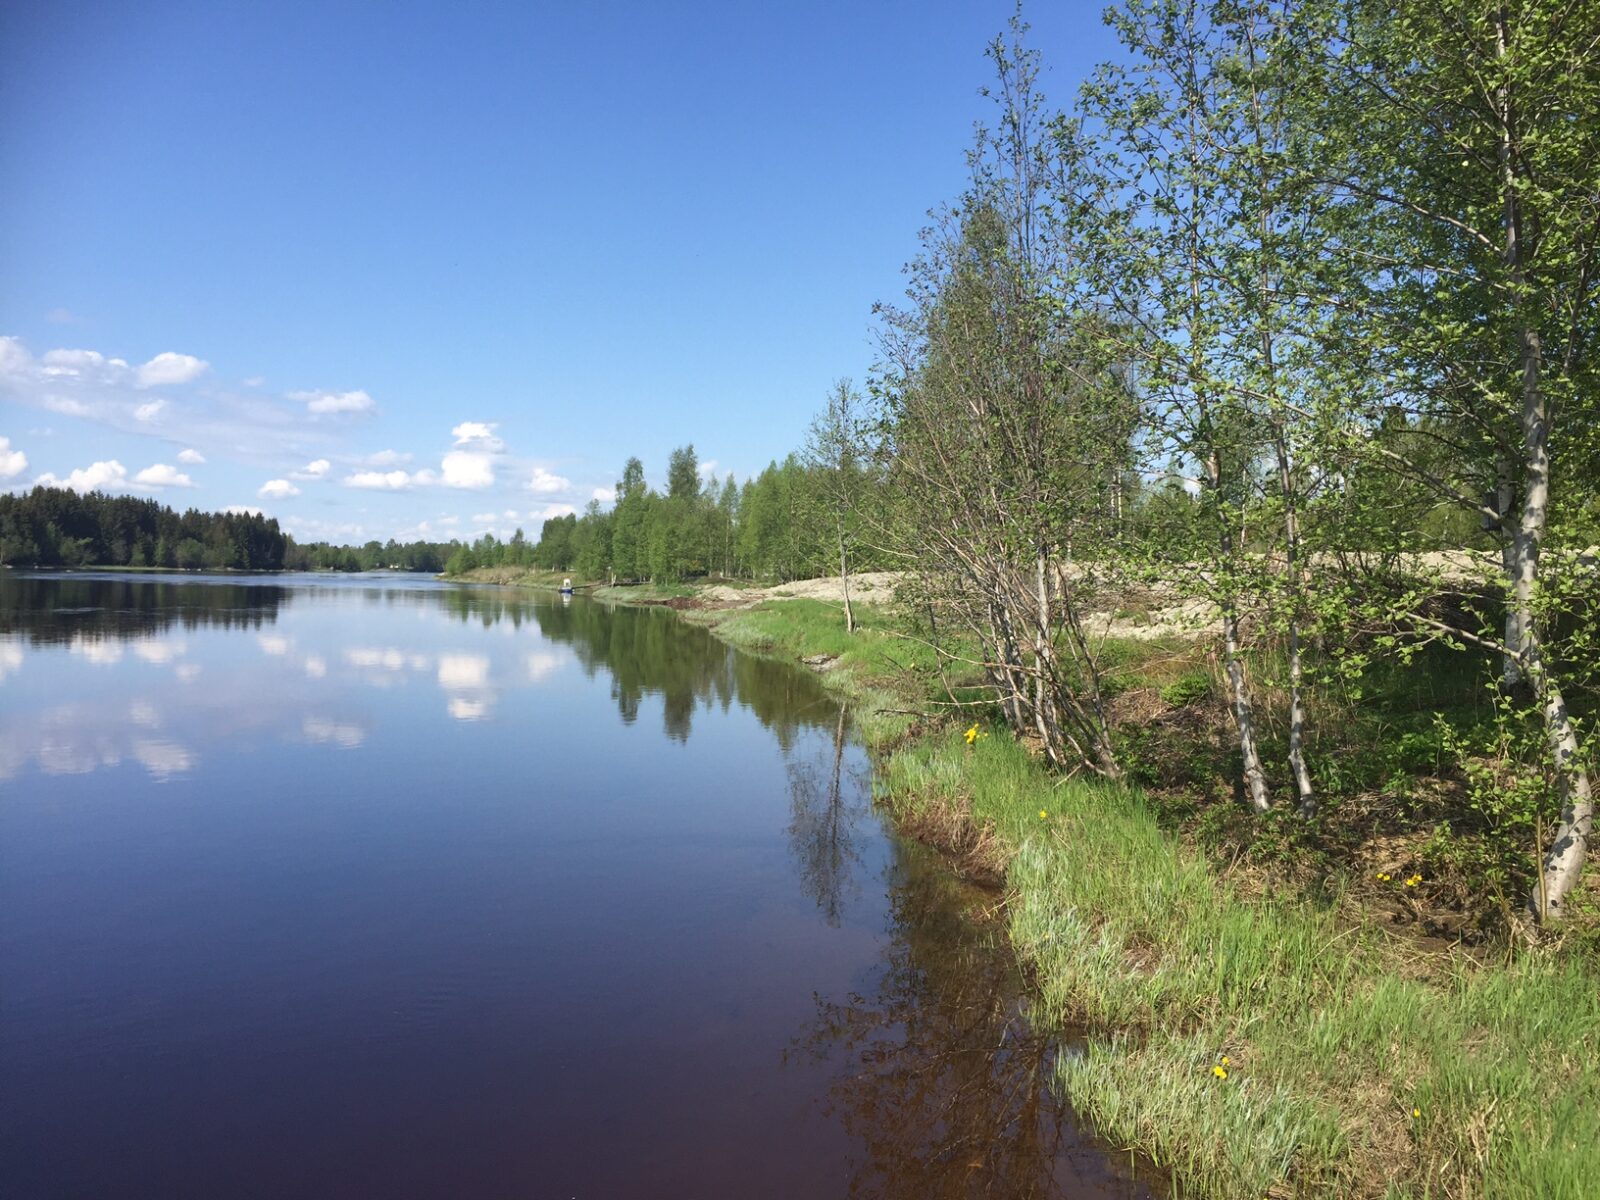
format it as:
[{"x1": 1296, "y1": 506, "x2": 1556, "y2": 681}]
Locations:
[{"x1": 1, "y1": 572, "x2": 1159, "y2": 1198}]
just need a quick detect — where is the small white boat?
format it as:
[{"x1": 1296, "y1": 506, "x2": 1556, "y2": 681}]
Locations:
[{"x1": 559, "y1": 577, "x2": 575, "y2": 594}]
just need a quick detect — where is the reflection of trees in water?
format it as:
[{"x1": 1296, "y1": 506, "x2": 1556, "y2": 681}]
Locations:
[
  {"x1": 0, "y1": 575, "x2": 289, "y2": 644},
  {"x1": 438, "y1": 586, "x2": 539, "y2": 632},
  {"x1": 787, "y1": 703, "x2": 867, "y2": 926},
  {"x1": 439, "y1": 589, "x2": 842, "y2": 742},
  {"x1": 792, "y1": 841, "x2": 1160, "y2": 1200}
]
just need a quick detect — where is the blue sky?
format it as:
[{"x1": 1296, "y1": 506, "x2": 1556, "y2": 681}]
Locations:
[{"x1": 1, "y1": 1, "x2": 1122, "y2": 544}]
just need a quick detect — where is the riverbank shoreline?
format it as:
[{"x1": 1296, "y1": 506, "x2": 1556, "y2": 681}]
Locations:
[{"x1": 455, "y1": 573, "x2": 1600, "y2": 1198}]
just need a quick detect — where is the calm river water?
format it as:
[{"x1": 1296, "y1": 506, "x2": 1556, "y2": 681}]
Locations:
[{"x1": 1, "y1": 572, "x2": 1157, "y2": 1199}]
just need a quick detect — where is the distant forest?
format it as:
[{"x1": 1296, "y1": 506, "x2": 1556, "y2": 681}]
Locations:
[
  {"x1": 444, "y1": 441, "x2": 890, "y2": 583},
  {"x1": 0, "y1": 486, "x2": 455, "y2": 573}
]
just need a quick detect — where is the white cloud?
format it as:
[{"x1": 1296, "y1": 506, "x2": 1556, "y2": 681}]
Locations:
[
  {"x1": 132, "y1": 637, "x2": 185, "y2": 664},
  {"x1": 303, "y1": 655, "x2": 327, "y2": 678},
  {"x1": 0, "y1": 437, "x2": 27, "y2": 479},
  {"x1": 531, "y1": 503, "x2": 577, "y2": 519},
  {"x1": 292, "y1": 458, "x2": 331, "y2": 480},
  {"x1": 289, "y1": 388, "x2": 375, "y2": 415},
  {"x1": 2, "y1": 339, "x2": 221, "y2": 445},
  {"x1": 133, "y1": 739, "x2": 195, "y2": 779},
  {"x1": 526, "y1": 651, "x2": 565, "y2": 682},
  {"x1": 437, "y1": 653, "x2": 490, "y2": 690},
  {"x1": 364, "y1": 449, "x2": 410, "y2": 467},
  {"x1": 346, "y1": 647, "x2": 430, "y2": 673},
  {"x1": 133, "y1": 463, "x2": 195, "y2": 489},
  {"x1": 1, "y1": 338, "x2": 307, "y2": 456},
  {"x1": 280, "y1": 515, "x2": 366, "y2": 542},
  {"x1": 0, "y1": 336, "x2": 30, "y2": 374},
  {"x1": 137, "y1": 352, "x2": 209, "y2": 388},
  {"x1": 698, "y1": 459, "x2": 720, "y2": 478},
  {"x1": 591, "y1": 486, "x2": 613, "y2": 504},
  {"x1": 69, "y1": 633, "x2": 124, "y2": 664},
  {"x1": 177, "y1": 448, "x2": 206, "y2": 464},
  {"x1": 241, "y1": 375, "x2": 266, "y2": 388},
  {"x1": 36, "y1": 459, "x2": 128, "y2": 492},
  {"x1": 392, "y1": 519, "x2": 436, "y2": 541},
  {"x1": 258, "y1": 634, "x2": 291, "y2": 656},
  {"x1": 345, "y1": 469, "x2": 421, "y2": 491},
  {"x1": 42, "y1": 396, "x2": 91, "y2": 417},
  {"x1": 452, "y1": 421, "x2": 504, "y2": 450},
  {"x1": 303, "y1": 716, "x2": 365, "y2": 748},
  {"x1": 441, "y1": 450, "x2": 494, "y2": 489},
  {"x1": 258, "y1": 479, "x2": 300, "y2": 499},
  {"x1": 40, "y1": 347, "x2": 129, "y2": 382},
  {"x1": 435, "y1": 647, "x2": 500, "y2": 720},
  {"x1": 527, "y1": 466, "x2": 571, "y2": 494}
]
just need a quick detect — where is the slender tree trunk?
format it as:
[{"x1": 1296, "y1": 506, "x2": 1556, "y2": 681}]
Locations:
[
  {"x1": 1512, "y1": 299, "x2": 1591, "y2": 918},
  {"x1": 987, "y1": 598, "x2": 1026, "y2": 732},
  {"x1": 1222, "y1": 597, "x2": 1272, "y2": 812},
  {"x1": 1275, "y1": 435, "x2": 1315, "y2": 815},
  {"x1": 1493, "y1": 30, "x2": 1524, "y2": 695},
  {"x1": 1205, "y1": 436, "x2": 1272, "y2": 809},
  {"x1": 1496, "y1": 467, "x2": 1525, "y2": 691},
  {"x1": 1493, "y1": 11, "x2": 1592, "y2": 916},
  {"x1": 1240, "y1": 18, "x2": 1314, "y2": 817},
  {"x1": 1183, "y1": 44, "x2": 1271, "y2": 812},
  {"x1": 1204, "y1": 446, "x2": 1272, "y2": 812},
  {"x1": 1030, "y1": 550, "x2": 1063, "y2": 769},
  {"x1": 1528, "y1": 628, "x2": 1594, "y2": 920},
  {"x1": 837, "y1": 520, "x2": 855, "y2": 634}
]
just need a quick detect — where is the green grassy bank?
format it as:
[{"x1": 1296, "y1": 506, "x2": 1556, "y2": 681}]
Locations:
[
  {"x1": 449, "y1": 566, "x2": 587, "y2": 590},
  {"x1": 678, "y1": 597, "x2": 1599, "y2": 1200}
]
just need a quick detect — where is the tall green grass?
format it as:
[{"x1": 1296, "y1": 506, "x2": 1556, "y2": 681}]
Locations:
[
  {"x1": 900, "y1": 731, "x2": 1600, "y2": 1198},
  {"x1": 697, "y1": 599, "x2": 947, "y2": 749},
  {"x1": 693, "y1": 596, "x2": 1600, "y2": 1199}
]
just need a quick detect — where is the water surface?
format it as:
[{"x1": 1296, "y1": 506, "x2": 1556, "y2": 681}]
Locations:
[{"x1": 0, "y1": 572, "x2": 1157, "y2": 1198}]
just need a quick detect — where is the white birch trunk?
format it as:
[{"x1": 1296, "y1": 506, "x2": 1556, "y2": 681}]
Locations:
[
  {"x1": 1276, "y1": 436, "x2": 1315, "y2": 816},
  {"x1": 1223, "y1": 602, "x2": 1273, "y2": 812},
  {"x1": 1493, "y1": 12, "x2": 1592, "y2": 918}
]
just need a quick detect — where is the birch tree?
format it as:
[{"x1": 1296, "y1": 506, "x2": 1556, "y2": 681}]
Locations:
[
  {"x1": 803, "y1": 379, "x2": 870, "y2": 633},
  {"x1": 1085, "y1": 0, "x2": 1285, "y2": 809},
  {"x1": 1309, "y1": 0, "x2": 1600, "y2": 917},
  {"x1": 876, "y1": 20, "x2": 1128, "y2": 775}
]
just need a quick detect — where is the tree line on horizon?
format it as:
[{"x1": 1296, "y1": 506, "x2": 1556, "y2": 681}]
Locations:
[
  {"x1": 0, "y1": 486, "x2": 292, "y2": 571},
  {"x1": 0, "y1": 485, "x2": 462, "y2": 573},
  {"x1": 443, "y1": 438, "x2": 890, "y2": 592}
]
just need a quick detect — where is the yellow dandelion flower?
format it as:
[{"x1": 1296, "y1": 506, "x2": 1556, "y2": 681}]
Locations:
[
  {"x1": 1377, "y1": 872, "x2": 1392, "y2": 882},
  {"x1": 964, "y1": 724, "x2": 980, "y2": 745},
  {"x1": 1039, "y1": 809, "x2": 1048, "y2": 819},
  {"x1": 1405, "y1": 874, "x2": 1422, "y2": 887},
  {"x1": 1412, "y1": 1107, "x2": 1421, "y2": 1119},
  {"x1": 1220, "y1": 1055, "x2": 1231, "y2": 1067},
  {"x1": 1212, "y1": 1065, "x2": 1228, "y2": 1080}
]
